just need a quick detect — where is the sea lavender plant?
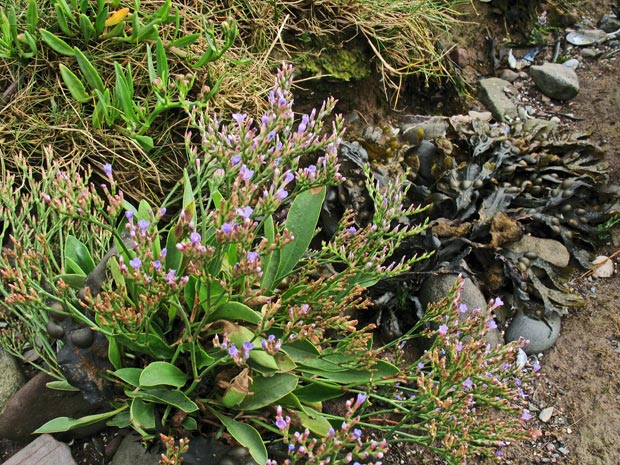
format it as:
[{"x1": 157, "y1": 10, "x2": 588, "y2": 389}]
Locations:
[{"x1": 1, "y1": 64, "x2": 536, "y2": 465}]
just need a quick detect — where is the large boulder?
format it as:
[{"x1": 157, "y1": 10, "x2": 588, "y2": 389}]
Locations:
[
  {"x1": 529, "y1": 63, "x2": 579, "y2": 101},
  {"x1": 418, "y1": 273, "x2": 503, "y2": 347},
  {"x1": 0, "y1": 349, "x2": 25, "y2": 416}
]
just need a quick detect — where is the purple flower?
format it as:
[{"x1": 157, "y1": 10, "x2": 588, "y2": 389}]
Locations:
[
  {"x1": 458, "y1": 303, "x2": 468, "y2": 313},
  {"x1": 355, "y1": 393, "x2": 367, "y2": 407},
  {"x1": 298, "y1": 114, "x2": 309, "y2": 133},
  {"x1": 158, "y1": 207, "x2": 167, "y2": 218},
  {"x1": 328, "y1": 428, "x2": 335, "y2": 437},
  {"x1": 232, "y1": 113, "x2": 247, "y2": 125},
  {"x1": 190, "y1": 231, "x2": 201, "y2": 244},
  {"x1": 456, "y1": 342, "x2": 463, "y2": 353},
  {"x1": 276, "y1": 189, "x2": 288, "y2": 200},
  {"x1": 267, "y1": 130, "x2": 277, "y2": 141},
  {"x1": 221, "y1": 223, "x2": 234, "y2": 234},
  {"x1": 275, "y1": 417, "x2": 287, "y2": 430},
  {"x1": 166, "y1": 269, "x2": 176, "y2": 283},
  {"x1": 247, "y1": 251, "x2": 259, "y2": 262},
  {"x1": 231, "y1": 154, "x2": 242, "y2": 166},
  {"x1": 438, "y1": 324, "x2": 449, "y2": 336},
  {"x1": 284, "y1": 171, "x2": 295, "y2": 184},
  {"x1": 103, "y1": 163, "x2": 113, "y2": 177},
  {"x1": 237, "y1": 206, "x2": 254, "y2": 219},
  {"x1": 462, "y1": 377, "x2": 473, "y2": 391},
  {"x1": 494, "y1": 296, "x2": 504, "y2": 307},
  {"x1": 125, "y1": 210, "x2": 134, "y2": 221},
  {"x1": 347, "y1": 226, "x2": 357, "y2": 234},
  {"x1": 352, "y1": 428, "x2": 362, "y2": 439},
  {"x1": 417, "y1": 362, "x2": 424, "y2": 370},
  {"x1": 129, "y1": 257, "x2": 141, "y2": 270},
  {"x1": 239, "y1": 165, "x2": 254, "y2": 181},
  {"x1": 152, "y1": 260, "x2": 162, "y2": 270},
  {"x1": 160, "y1": 248, "x2": 167, "y2": 258},
  {"x1": 532, "y1": 362, "x2": 541, "y2": 372},
  {"x1": 521, "y1": 409, "x2": 533, "y2": 421},
  {"x1": 242, "y1": 341, "x2": 254, "y2": 352},
  {"x1": 138, "y1": 219, "x2": 150, "y2": 233},
  {"x1": 487, "y1": 319, "x2": 498, "y2": 330},
  {"x1": 228, "y1": 344, "x2": 239, "y2": 358}
]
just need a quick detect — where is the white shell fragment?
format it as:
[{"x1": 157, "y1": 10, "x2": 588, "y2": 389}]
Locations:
[
  {"x1": 539, "y1": 406, "x2": 555, "y2": 423},
  {"x1": 566, "y1": 29, "x2": 608, "y2": 45},
  {"x1": 591, "y1": 255, "x2": 614, "y2": 278}
]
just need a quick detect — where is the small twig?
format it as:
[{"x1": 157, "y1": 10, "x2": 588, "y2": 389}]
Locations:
[
  {"x1": 575, "y1": 248, "x2": 620, "y2": 281},
  {"x1": 0, "y1": 80, "x2": 19, "y2": 106}
]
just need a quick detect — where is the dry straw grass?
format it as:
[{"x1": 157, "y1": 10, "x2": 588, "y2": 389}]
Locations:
[{"x1": 0, "y1": 0, "x2": 468, "y2": 201}]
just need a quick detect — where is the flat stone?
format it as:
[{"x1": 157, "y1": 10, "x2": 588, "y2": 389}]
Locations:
[
  {"x1": 496, "y1": 69, "x2": 520, "y2": 82},
  {"x1": 538, "y1": 406, "x2": 555, "y2": 423},
  {"x1": 1, "y1": 434, "x2": 75, "y2": 465},
  {"x1": 505, "y1": 310, "x2": 561, "y2": 354},
  {"x1": 506, "y1": 235, "x2": 570, "y2": 268},
  {"x1": 109, "y1": 433, "x2": 160, "y2": 465},
  {"x1": 530, "y1": 63, "x2": 579, "y2": 101},
  {"x1": 0, "y1": 372, "x2": 101, "y2": 441},
  {"x1": 478, "y1": 78, "x2": 518, "y2": 122},
  {"x1": 0, "y1": 349, "x2": 25, "y2": 415}
]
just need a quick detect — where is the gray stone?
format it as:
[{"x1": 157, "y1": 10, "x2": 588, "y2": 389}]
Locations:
[
  {"x1": 418, "y1": 274, "x2": 503, "y2": 346},
  {"x1": 562, "y1": 58, "x2": 580, "y2": 70},
  {"x1": 496, "y1": 69, "x2": 520, "y2": 83},
  {"x1": 581, "y1": 48, "x2": 601, "y2": 58},
  {"x1": 597, "y1": 15, "x2": 620, "y2": 33},
  {"x1": 401, "y1": 117, "x2": 449, "y2": 144},
  {"x1": 1, "y1": 434, "x2": 76, "y2": 465},
  {"x1": 0, "y1": 372, "x2": 100, "y2": 441},
  {"x1": 506, "y1": 235, "x2": 570, "y2": 268},
  {"x1": 478, "y1": 78, "x2": 518, "y2": 122},
  {"x1": 0, "y1": 349, "x2": 25, "y2": 415},
  {"x1": 109, "y1": 433, "x2": 159, "y2": 465},
  {"x1": 505, "y1": 309, "x2": 561, "y2": 354},
  {"x1": 538, "y1": 406, "x2": 555, "y2": 423},
  {"x1": 529, "y1": 63, "x2": 579, "y2": 101}
]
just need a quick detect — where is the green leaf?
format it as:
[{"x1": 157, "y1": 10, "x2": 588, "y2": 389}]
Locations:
[
  {"x1": 79, "y1": 13, "x2": 96, "y2": 43},
  {"x1": 59, "y1": 64, "x2": 90, "y2": 103},
  {"x1": 56, "y1": 273, "x2": 86, "y2": 289},
  {"x1": 46, "y1": 380, "x2": 80, "y2": 392},
  {"x1": 208, "y1": 302, "x2": 262, "y2": 325},
  {"x1": 210, "y1": 410, "x2": 267, "y2": 465},
  {"x1": 131, "y1": 134, "x2": 153, "y2": 152},
  {"x1": 260, "y1": 215, "x2": 279, "y2": 290},
  {"x1": 130, "y1": 398, "x2": 155, "y2": 430},
  {"x1": 300, "y1": 360, "x2": 400, "y2": 385},
  {"x1": 294, "y1": 382, "x2": 343, "y2": 403},
  {"x1": 40, "y1": 29, "x2": 75, "y2": 56},
  {"x1": 131, "y1": 388, "x2": 198, "y2": 413},
  {"x1": 108, "y1": 337, "x2": 122, "y2": 370},
  {"x1": 155, "y1": 35, "x2": 168, "y2": 83},
  {"x1": 107, "y1": 410, "x2": 131, "y2": 428},
  {"x1": 54, "y1": 4, "x2": 74, "y2": 36},
  {"x1": 112, "y1": 367, "x2": 142, "y2": 387},
  {"x1": 26, "y1": 0, "x2": 38, "y2": 34},
  {"x1": 239, "y1": 373, "x2": 297, "y2": 410},
  {"x1": 65, "y1": 235, "x2": 95, "y2": 274},
  {"x1": 169, "y1": 33, "x2": 199, "y2": 48},
  {"x1": 139, "y1": 361, "x2": 188, "y2": 387},
  {"x1": 34, "y1": 407, "x2": 126, "y2": 433},
  {"x1": 74, "y1": 47, "x2": 105, "y2": 92},
  {"x1": 275, "y1": 187, "x2": 325, "y2": 287},
  {"x1": 298, "y1": 407, "x2": 333, "y2": 436}
]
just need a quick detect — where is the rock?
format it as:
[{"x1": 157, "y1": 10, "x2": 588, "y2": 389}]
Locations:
[
  {"x1": 413, "y1": 140, "x2": 438, "y2": 183},
  {"x1": 0, "y1": 372, "x2": 101, "y2": 441},
  {"x1": 400, "y1": 117, "x2": 449, "y2": 144},
  {"x1": 566, "y1": 29, "x2": 607, "y2": 46},
  {"x1": 109, "y1": 433, "x2": 159, "y2": 465},
  {"x1": 450, "y1": 47, "x2": 469, "y2": 67},
  {"x1": 538, "y1": 406, "x2": 555, "y2": 423},
  {"x1": 477, "y1": 78, "x2": 518, "y2": 122},
  {"x1": 182, "y1": 436, "x2": 258, "y2": 465},
  {"x1": 1, "y1": 434, "x2": 76, "y2": 465},
  {"x1": 529, "y1": 63, "x2": 579, "y2": 101},
  {"x1": 581, "y1": 48, "x2": 601, "y2": 58},
  {"x1": 562, "y1": 58, "x2": 580, "y2": 70},
  {"x1": 418, "y1": 273, "x2": 503, "y2": 346},
  {"x1": 496, "y1": 69, "x2": 520, "y2": 83},
  {"x1": 506, "y1": 235, "x2": 570, "y2": 268},
  {"x1": 0, "y1": 349, "x2": 25, "y2": 415},
  {"x1": 505, "y1": 309, "x2": 561, "y2": 354},
  {"x1": 598, "y1": 15, "x2": 620, "y2": 33}
]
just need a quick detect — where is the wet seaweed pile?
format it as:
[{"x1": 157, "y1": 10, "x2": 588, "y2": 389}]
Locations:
[{"x1": 329, "y1": 112, "x2": 618, "y2": 329}]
